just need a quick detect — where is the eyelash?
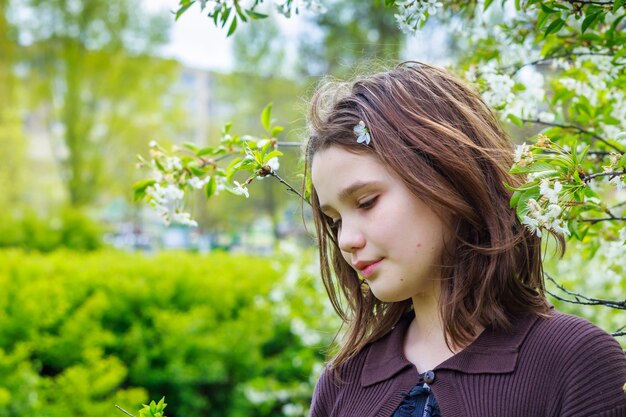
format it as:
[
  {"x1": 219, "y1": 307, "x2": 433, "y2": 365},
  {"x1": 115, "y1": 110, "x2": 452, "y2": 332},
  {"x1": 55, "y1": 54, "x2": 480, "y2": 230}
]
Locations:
[
  {"x1": 327, "y1": 196, "x2": 378, "y2": 230},
  {"x1": 358, "y1": 196, "x2": 378, "y2": 210}
]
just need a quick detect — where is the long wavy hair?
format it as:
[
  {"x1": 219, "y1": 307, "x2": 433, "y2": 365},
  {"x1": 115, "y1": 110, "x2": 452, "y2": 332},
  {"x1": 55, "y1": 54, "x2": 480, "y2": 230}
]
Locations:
[{"x1": 304, "y1": 62, "x2": 559, "y2": 370}]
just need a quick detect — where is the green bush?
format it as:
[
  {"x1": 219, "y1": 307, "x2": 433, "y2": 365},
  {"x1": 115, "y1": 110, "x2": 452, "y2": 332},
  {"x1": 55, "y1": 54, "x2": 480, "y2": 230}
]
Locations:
[
  {"x1": 0, "y1": 249, "x2": 335, "y2": 417},
  {"x1": 0, "y1": 208, "x2": 103, "y2": 252}
]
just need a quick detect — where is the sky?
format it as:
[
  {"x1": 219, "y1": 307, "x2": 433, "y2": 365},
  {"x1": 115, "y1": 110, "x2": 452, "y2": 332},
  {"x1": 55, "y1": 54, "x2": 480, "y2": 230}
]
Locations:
[
  {"x1": 143, "y1": 0, "x2": 235, "y2": 71},
  {"x1": 143, "y1": 0, "x2": 306, "y2": 72}
]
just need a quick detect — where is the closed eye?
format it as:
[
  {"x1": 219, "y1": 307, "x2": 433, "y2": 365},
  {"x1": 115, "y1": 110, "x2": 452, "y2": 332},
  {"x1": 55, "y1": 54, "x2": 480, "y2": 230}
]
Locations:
[{"x1": 358, "y1": 196, "x2": 378, "y2": 210}]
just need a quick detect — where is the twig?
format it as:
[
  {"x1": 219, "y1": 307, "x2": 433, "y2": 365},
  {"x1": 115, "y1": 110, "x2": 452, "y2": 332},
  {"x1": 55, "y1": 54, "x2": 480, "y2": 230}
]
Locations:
[
  {"x1": 521, "y1": 118, "x2": 625, "y2": 153},
  {"x1": 115, "y1": 405, "x2": 137, "y2": 417},
  {"x1": 267, "y1": 170, "x2": 310, "y2": 206},
  {"x1": 579, "y1": 216, "x2": 626, "y2": 223},
  {"x1": 587, "y1": 150, "x2": 613, "y2": 156},
  {"x1": 511, "y1": 52, "x2": 618, "y2": 75},
  {"x1": 582, "y1": 169, "x2": 626, "y2": 182},
  {"x1": 566, "y1": 0, "x2": 618, "y2": 5},
  {"x1": 545, "y1": 274, "x2": 626, "y2": 310}
]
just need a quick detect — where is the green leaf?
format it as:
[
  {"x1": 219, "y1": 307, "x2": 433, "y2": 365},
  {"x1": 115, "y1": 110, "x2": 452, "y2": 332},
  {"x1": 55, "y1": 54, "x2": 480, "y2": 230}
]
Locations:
[
  {"x1": 271, "y1": 126, "x2": 284, "y2": 137},
  {"x1": 157, "y1": 397, "x2": 167, "y2": 410},
  {"x1": 581, "y1": 12, "x2": 601, "y2": 34},
  {"x1": 544, "y1": 18, "x2": 565, "y2": 38},
  {"x1": 175, "y1": 2, "x2": 194, "y2": 20},
  {"x1": 516, "y1": 187, "x2": 541, "y2": 220},
  {"x1": 197, "y1": 147, "x2": 214, "y2": 157},
  {"x1": 133, "y1": 179, "x2": 156, "y2": 201},
  {"x1": 183, "y1": 142, "x2": 199, "y2": 152},
  {"x1": 484, "y1": 0, "x2": 495, "y2": 11},
  {"x1": 263, "y1": 150, "x2": 283, "y2": 163},
  {"x1": 617, "y1": 153, "x2": 626, "y2": 168},
  {"x1": 246, "y1": 10, "x2": 268, "y2": 19},
  {"x1": 206, "y1": 176, "x2": 217, "y2": 198},
  {"x1": 222, "y1": 121, "x2": 233, "y2": 135},
  {"x1": 260, "y1": 103, "x2": 272, "y2": 131},
  {"x1": 510, "y1": 161, "x2": 556, "y2": 175},
  {"x1": 226, "y1": 156, "x2": 243, "y2": 172},
  {"x1": 234, "y1": 2, "x2": 248, "y2": 22},
  {"x1": 227, "y1": 16, "x2": 238, "y2": 37},
  {"x1": 507, "y1": 113, "x2": 524, "y2": 127},
  {"x1": 537, "y1": 11, "x2": 551, "y2": 31},
  {"x1": 613, "y1": 0, "x2": 626, "y2": 14},
  {"x1": 220, "y1": 6, "x2": 232, "y2": 28},
  {"x1": 510, "y1": 189, "x2": 523, "y2": 209}
]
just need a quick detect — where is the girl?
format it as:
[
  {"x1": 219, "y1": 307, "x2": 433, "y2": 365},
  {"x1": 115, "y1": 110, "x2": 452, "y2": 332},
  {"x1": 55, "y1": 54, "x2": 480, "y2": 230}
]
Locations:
[{"x1": 304, "y1": 62, "x2": 626, "y2": 417}]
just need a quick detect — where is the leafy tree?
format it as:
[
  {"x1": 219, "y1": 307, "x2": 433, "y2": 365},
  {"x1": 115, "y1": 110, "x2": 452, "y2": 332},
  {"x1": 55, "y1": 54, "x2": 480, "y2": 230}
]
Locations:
[
  {"x1": 11, "y1": 0, "x2": 185, "y2": 207},
  {"x1": 0, "y1": 0, "x2": 25, "y2": 212},
  {"x1": 296, "y1": 0, "x2": 403, "y2": 76}
]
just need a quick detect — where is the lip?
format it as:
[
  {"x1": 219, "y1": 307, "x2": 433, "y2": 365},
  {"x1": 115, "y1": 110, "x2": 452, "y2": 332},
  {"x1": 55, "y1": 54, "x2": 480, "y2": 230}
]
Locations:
[{"x1": 352, "y1": 259, "x2": 383, "y2": 279}]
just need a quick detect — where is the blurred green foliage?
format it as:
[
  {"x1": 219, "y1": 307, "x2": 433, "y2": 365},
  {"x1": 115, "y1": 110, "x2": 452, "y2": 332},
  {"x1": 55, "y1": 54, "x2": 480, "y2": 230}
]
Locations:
[
  {"x1": 0, "y1": 208, "x2": 104, "y2": 252},
  {"x1": 0, "y1": 248, "x2": 336, "y2": 417}
]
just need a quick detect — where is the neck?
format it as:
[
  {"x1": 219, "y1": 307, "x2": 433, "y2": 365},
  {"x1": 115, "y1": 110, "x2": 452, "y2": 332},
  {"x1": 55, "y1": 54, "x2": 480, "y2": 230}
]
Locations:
[
  {"x1": 410, "y1": 284, "x2": 448, "y2": 351},
  {"x1": 403, "y1": 282, "x2": 456, "y2": 373},
  {"x1": 404, "y1": 282, "x2": 485, "y2": 373}
]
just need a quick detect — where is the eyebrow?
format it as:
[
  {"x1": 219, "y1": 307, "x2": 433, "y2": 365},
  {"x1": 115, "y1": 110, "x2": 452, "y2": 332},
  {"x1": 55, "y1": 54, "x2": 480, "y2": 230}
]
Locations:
[{"x1": 319, "y1": 180, "x2": 381, "y2": 213}]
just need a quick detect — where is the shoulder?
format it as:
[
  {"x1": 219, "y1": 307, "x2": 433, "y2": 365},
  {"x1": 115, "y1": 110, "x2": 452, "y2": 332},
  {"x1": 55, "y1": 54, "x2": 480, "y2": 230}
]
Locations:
[
  {"x1": 528, "y1": 310, "x2": 623, "y2": 355},
  {"x1": 526, "y1": 311, "x2": 626, "y2": 416}
]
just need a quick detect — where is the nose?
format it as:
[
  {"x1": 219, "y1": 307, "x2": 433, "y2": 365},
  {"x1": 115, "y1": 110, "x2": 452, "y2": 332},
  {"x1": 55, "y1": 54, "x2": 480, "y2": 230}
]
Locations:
[{"x1": 337, "y1": 219, "x2": 366, "y2": 253}]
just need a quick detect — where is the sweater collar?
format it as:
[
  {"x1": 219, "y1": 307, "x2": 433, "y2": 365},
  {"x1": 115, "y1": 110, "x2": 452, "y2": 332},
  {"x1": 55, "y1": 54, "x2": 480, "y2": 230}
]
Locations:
[{"x1": 360, "y1": 309, "x2": 542, "y2": 387}]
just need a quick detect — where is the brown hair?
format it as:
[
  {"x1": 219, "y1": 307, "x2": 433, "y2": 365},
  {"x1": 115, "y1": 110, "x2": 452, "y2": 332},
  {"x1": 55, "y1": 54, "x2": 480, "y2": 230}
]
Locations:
[{"x1": 305, "y1": 62, "x2": 558, "y2": 370}]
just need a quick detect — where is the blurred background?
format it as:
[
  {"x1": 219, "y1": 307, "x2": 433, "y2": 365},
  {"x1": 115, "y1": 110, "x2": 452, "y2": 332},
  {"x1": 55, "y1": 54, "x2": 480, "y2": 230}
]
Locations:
[{"x1": 0, "y1": 1, "x2": 623, "y2": 417}]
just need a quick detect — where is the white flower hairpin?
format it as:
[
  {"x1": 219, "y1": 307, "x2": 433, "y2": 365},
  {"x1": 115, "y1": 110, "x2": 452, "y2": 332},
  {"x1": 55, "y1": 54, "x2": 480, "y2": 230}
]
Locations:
[{"x1": 353, "y1": 120, "x2": 371, "y2": 145}]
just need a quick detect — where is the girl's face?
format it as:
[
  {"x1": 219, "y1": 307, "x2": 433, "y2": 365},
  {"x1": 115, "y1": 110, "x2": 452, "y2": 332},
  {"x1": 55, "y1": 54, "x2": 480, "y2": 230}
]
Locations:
[{"x1": 311, "y1": 146, "x2": 450, "y2": 303}]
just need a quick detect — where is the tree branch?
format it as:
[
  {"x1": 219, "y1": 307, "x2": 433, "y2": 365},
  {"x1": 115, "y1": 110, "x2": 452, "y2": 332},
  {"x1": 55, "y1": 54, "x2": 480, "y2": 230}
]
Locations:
[
  {"x1": 582, "y1": 169, "x2": 626, "y2": 182},
  {"x1": 266, "y1": 169, "x2": 310, "y2": 206},
  {"x1": 545, "y1": 274, "x2": 626, "y2": 310},
  {"x1": 115, "y1": 405, "x2": 137, "y2": 417},
  {"x1": 521, "y1": 118, "x2": 625, "y2": 153},
  {"x1": 511, "y1": 51, "x2": 617, "y2": 75},
  {"x1": 566, "y1": 0, "x2": 617, "y2": 5}
]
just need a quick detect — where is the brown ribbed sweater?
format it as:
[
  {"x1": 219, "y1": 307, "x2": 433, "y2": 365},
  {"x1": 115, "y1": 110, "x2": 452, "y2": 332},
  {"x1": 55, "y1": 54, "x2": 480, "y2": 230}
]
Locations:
[{"x1": 309, "y1": 310, "x2": 626, "y2": 417}]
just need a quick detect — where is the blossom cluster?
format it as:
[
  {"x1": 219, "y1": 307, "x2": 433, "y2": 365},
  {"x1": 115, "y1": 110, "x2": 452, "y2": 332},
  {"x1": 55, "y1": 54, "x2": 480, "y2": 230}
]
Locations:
[
  {"x1": 603, "y1": 152, "x2": 626, "y2": 192},
  {"x1": 140, "y1": 141, "x2": 202, "y2": 227},
  {"x1": 394, "y1": 0, "x2": 443, "y2": 34},
  {"x1": 277, "y1": 0, "x2": 327, "y2": 17},
  {"x1": 202, "y1": 0, "x2": 327, "y2": 18},
  {"x1": 522, "y1": 179, "x2": 569, "y2": 237}
]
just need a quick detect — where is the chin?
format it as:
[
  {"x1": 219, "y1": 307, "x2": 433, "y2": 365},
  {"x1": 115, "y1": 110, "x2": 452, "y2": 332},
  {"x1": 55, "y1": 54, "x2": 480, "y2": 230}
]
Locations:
[{"x1": 369, "y1": 286, "x2": 410, "y2": 303}]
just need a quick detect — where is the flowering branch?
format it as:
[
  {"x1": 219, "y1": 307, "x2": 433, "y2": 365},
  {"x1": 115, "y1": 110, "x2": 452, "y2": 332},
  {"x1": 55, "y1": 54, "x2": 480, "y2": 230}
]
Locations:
[
  {"x1": 134, "y1": 104, "x2": 311, "y2": 227},
  {"x1": 521, "y1": 118, "x2": 625, "y2": 153}
]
